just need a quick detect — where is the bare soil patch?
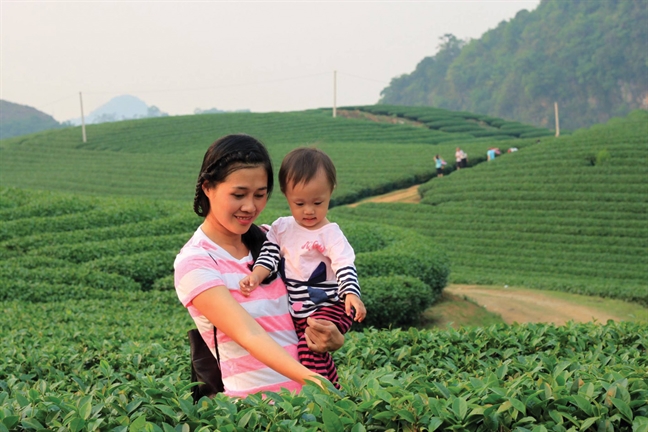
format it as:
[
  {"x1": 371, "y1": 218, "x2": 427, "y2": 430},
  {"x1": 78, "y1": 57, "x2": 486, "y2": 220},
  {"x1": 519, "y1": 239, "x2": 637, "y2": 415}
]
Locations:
[
  {"x1": 337, "y1": 109, "x2": 426, "y2": 127},
  {"x1": 446, "y1": 285, "x2": 626, "y2": 325},
  {"x1": 348, "y1": 185, "x2": 421, "y2": 207}
]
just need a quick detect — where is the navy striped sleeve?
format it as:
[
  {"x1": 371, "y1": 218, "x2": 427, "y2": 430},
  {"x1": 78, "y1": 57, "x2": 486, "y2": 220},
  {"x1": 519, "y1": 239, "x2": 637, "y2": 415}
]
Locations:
[
  {"x1": 254, "y1": 240, "x2": 281, "y2": 273},
  {"x1": 336, "y1": 265, "x2": 361, "y2": 298}
]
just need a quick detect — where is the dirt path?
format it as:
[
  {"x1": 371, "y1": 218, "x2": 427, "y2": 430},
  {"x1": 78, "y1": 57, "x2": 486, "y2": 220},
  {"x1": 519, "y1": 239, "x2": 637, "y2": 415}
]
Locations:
[
  {"x1": 446, "y1": 285, "x2": 626, "y2": 325},
  {"x1": 348, "y1": 184, "x2": 421, "y2": 207}
]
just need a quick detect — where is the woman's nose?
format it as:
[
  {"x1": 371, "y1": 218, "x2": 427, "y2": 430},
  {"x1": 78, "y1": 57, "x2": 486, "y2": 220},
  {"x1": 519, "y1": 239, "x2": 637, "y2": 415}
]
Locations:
[{"x1": 241, "y1": 197, "x2": 256, "y2": 212}]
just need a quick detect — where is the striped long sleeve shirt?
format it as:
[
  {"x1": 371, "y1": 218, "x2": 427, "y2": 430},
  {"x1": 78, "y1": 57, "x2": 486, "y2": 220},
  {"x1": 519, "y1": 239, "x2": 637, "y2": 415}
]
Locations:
[{"x1": 254, "y1": 217, "x2": 361, "y2": 318}]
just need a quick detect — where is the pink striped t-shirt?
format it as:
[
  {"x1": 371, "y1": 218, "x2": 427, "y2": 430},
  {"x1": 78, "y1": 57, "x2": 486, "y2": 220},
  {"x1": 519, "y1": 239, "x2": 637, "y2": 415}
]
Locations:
[{"x1": 174, "y1": 226, "x2": 302, "y2": 398}]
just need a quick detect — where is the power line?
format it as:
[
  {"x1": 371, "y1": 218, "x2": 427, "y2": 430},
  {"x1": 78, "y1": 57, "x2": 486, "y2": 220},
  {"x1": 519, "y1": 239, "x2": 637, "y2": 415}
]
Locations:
[
  {"x1": 337, "y1": 71, "x2": 390, "y2": 85},
  {"x1": 40, "y1": 94, "x2": 77, "y2": 108},
  {"x1": 83, "y1": 72, "x2": 332, "y2": 95}
]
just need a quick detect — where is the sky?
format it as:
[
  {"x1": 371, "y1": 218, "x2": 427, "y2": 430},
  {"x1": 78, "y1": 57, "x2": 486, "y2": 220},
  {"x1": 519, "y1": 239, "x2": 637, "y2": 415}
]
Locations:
[{"x1": 1, "y1": 0, "x2": 540, "y2": 122}]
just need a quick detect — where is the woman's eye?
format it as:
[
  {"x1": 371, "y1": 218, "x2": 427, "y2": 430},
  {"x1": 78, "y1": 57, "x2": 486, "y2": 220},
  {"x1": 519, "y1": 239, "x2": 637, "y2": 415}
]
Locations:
[
  {"x1": 255, "y1": 194, "x2": 266, "y2": 199},
  {"x1": 233, "y1": 194, "x2": 244, "y2": 199}
]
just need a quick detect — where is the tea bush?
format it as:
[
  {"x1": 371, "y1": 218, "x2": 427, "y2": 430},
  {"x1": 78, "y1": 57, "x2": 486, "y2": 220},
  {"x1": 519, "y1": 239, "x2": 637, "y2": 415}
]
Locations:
[{"x1": 1, "y1": 297, "x2": 645, "y2": 431}]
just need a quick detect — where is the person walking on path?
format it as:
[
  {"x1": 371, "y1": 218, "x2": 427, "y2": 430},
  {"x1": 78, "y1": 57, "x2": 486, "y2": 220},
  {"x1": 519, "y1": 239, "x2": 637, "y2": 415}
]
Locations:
[
  {"x1": 456, "y1": 147, "x2": 468, "y2": 169},
  {"x1": 434, "y1": 154, "x2": 446, "y2": 177}
]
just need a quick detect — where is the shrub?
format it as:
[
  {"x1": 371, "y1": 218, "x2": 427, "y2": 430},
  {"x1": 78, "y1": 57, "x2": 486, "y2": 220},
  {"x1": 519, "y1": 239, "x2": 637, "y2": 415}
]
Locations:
[
  {"x1": 346, "y1": 223, "x2": 450, "y2": 295},
  {"x1": 596, "y1": 149, "x2": 611, "y2": 166},
  {"x1": 355, "y1": 275, "x2": 431, "y2": 328},
  {"x1": 425, "y1": 120, "x2": 467, "y2": 129},
  {"x1": 519, "y1": 130, "x2": 554, "y2": 138},
  {"x1": 84, "y1": 250, "x2": 177, "y2": 290},
  {"x1": 438, "y1": 125, "x2": 482, "y2": 133},
  {"x1": 152, "y1": 274, "x2": 175, "y2": 291}
]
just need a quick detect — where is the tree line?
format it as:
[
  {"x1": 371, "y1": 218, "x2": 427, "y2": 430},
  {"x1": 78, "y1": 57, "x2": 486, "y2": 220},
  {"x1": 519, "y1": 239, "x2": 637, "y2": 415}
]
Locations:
[{"x1": 379, "y1": 0, "x2": 648, "y2": 130}]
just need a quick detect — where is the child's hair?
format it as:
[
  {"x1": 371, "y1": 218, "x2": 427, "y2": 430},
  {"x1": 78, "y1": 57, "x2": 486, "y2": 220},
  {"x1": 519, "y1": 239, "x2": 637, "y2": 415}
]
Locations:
[
  {"x1": 193, "y1": 134, "x2": 274, "y2": 264},
  {"x1": 279, "y1": 147, "x2": 336, "y2": 194}
]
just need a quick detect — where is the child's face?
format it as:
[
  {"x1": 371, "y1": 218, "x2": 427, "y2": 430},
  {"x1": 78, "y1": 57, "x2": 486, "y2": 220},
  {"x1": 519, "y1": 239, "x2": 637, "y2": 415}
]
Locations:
[{"x1": 284, "y1": 168, "x2": 332, "y2": 230}]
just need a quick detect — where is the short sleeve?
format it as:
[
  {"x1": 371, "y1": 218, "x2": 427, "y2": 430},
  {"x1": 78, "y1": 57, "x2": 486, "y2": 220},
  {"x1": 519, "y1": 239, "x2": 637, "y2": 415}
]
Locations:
[{"x1": 174, "y1": 250, "x2": 226, "y2": 307}]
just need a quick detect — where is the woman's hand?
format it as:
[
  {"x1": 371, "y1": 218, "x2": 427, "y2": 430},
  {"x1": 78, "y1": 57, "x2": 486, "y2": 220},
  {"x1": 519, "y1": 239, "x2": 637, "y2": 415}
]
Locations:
[{"x1": 304, "y1": 317, "x2": 344, "y2": 354}]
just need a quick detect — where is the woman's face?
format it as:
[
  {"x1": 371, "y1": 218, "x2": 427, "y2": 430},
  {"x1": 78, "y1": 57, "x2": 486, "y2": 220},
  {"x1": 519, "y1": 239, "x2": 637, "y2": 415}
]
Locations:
[{"x1": 203, "y1": 165, "x2": 269, "y2": 238}]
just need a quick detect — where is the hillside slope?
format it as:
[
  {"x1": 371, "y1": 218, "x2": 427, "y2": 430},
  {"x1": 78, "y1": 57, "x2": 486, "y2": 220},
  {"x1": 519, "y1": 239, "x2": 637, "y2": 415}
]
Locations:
[
  {"x1": 380, "y1": 0, "x2": 648, "y2": 130},
  {"x1": 332, "y1": 110, "x2": 648, "y2": 305},
  {"x1": 0, "y1": 99, "x2": 62, "y2": 139},
  {"x1": 0, "y1": 109, "x2": 541, "y2": 210}
]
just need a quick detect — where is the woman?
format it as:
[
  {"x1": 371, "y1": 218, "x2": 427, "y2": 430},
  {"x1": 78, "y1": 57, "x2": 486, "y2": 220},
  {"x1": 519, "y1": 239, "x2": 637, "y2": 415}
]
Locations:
[{"x1": 174, "y1": 134, "x2": 344, "y2": 398}]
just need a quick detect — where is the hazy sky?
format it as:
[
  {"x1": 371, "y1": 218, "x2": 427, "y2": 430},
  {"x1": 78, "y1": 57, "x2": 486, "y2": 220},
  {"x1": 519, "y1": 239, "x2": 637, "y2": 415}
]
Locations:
[{"x1": 2, "y1": 1, "x2": 540, "y2": 122}]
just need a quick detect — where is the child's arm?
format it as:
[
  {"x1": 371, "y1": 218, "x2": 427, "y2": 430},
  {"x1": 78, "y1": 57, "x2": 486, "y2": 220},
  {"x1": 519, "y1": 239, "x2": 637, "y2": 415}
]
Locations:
[
  {"x1": 326, "y1": 230, "x2": 365, "y2": 320},
  {"x1": 345, "y1": 293, "x2": 366, "y2": 322},
  {"x1": 239, "y1": 266, "x2": 272, "y2": 296}
]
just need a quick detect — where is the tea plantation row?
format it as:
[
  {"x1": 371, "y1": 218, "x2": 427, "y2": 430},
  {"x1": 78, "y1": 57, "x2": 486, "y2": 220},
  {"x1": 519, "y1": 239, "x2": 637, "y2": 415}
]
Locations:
[
  {"x1": 331, "y1": 110, "x2": 648, "y2": 305},
  {"x1": 0, "y1": 108, "x2": 542, "y2": 207},
  {"x1": 344, "y1": 105, "x2": 555, "y2": 140},
  {"x1": 0, "y1": 186, "x2": 449, "y2": 329},
  {"x1": 1, "y1": 293, "x2": 646, "y2": 431}
]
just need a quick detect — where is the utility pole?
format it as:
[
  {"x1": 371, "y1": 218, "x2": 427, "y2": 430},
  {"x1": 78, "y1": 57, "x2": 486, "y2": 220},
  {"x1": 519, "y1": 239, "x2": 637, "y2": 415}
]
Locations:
[
  {"x1": 333, "y1": 70, "x2": 337, "y2": 118},
  {"x1": 79, "y1": 92, "x2": 87, "y2": 143},
  {"x1": 554, "y1": 101, "x2": 560, "y2": 137}
]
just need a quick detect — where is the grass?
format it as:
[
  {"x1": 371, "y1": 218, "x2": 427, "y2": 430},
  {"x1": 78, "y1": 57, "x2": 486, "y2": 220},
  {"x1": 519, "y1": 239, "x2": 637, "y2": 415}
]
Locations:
[{"x1": 420, "y1": 290, "x2": 505, "y2": 329}]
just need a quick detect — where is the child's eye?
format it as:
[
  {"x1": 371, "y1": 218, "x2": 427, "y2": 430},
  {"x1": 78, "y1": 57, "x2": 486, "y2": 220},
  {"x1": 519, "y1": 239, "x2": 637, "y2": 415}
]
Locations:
[
  {"x1": 314, "y1": 202, "x2": 322, "y2": 206},
  {"x1": 295, "y1": 203, "x2": 304, "y2": 207}
]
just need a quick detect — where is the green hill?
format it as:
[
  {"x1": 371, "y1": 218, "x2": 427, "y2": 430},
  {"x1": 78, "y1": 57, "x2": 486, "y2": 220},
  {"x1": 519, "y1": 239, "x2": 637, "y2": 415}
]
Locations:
[
  {"x1": 1, "y1": 107, "x2": 645, "y2": 303},
  {"x1": 1, "y1": 107, "x2": 647, "y2": 430},
  {"x1": 0, "y1": 109, "x2": 541, "y2": 210},
  {"x1": 379, "y1": 0, "x2": 648, "y2": 130},
  {"x1": 0, "y1": 99, "x2": 64, "y2": 139},
  {"x1": 332, "y1": 110, "x2": 648, "y2": 305}
]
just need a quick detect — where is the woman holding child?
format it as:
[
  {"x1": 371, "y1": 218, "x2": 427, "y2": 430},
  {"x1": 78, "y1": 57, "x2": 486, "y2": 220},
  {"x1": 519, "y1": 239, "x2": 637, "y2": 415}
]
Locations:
[{"x1": 174, "y1": 134, "x2": 348, "y2": 398}]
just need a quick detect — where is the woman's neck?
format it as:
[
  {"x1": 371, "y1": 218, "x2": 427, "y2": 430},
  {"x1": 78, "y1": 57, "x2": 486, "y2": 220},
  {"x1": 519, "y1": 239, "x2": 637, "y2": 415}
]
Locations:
[{"x1": 201, "y1": 221, "x2": 249, "y2": 260}]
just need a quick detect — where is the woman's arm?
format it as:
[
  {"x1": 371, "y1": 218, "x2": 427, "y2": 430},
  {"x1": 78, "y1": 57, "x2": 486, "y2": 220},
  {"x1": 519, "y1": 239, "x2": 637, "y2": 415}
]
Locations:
[{"x1": 192, "y1": 286, "x2": 321, "y2": 386}]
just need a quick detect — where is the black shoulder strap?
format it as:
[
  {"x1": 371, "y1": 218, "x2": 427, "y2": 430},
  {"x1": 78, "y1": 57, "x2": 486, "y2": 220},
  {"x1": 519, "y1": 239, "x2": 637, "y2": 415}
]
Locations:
[{"x1": 188, "y1": 326, "x2": 224, "y2": 403}]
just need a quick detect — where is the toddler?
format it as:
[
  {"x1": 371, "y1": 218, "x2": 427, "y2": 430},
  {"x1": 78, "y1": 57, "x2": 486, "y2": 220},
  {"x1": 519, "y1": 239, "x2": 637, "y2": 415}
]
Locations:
[{"x1": 240, "y1": 147, "x2": 366, "y2": 388}]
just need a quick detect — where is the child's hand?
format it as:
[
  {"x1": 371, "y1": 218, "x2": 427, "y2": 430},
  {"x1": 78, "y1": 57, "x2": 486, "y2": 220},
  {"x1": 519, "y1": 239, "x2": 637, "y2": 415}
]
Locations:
[
  {"x1": 239, "y1": 275, "x2": 260, "y2": 297},
  {"x1": 345, "y1": 294, "x2": 366, "y2": 322}
]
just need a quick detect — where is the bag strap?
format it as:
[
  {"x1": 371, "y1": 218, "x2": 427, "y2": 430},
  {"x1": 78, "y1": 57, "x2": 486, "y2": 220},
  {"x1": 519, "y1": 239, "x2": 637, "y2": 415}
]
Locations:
[{"x1": 188, "y1": 325, "x2": 224, "y2": 403}]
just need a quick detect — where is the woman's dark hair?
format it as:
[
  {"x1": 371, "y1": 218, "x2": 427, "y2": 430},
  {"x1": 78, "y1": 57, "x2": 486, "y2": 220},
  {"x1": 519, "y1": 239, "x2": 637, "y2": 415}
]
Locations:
[
  {"x1": 279, "y1": 147, "x2": 336, "y2": 194},
  {"x1": 193, "y1": 134, "x2": 274, "y2": 263}
]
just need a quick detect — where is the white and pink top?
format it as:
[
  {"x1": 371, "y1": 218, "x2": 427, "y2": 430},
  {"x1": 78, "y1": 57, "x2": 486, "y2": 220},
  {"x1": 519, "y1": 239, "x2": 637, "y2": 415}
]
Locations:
[
  {"x1": 174, "y1": 226, "x2": 301, "y2": 398},
  {"x1": 255, "y1": 217, "x2": 361, "y2": 318}
]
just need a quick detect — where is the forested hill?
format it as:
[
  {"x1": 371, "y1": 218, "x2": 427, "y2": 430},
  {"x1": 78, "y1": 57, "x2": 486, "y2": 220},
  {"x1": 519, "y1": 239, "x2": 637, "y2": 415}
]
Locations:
[
  {"x1": 0, "y1": 100, "x2": 64, "y2": 140},
  {"x1": 379, "y1": 0, "x2": 647, "y2": 131}
]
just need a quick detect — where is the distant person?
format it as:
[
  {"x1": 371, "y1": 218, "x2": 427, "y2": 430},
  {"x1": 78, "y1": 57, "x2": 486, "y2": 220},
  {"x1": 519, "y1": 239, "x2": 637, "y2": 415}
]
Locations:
[
  {"x1": 487, "y1": 148, "x2": 498, "y2": 161},
  {"x1": 240, "y1": 147, "x2": 366, "y2": 389},
  {"x1": 455, "y1": 147, "x2": 464, "y2": 169},
  {"x1": 508, "y1": 147, "x2": 518, "y2": 153},
  {"x1": 434, "y1": 154, "x2": 446, "y2": 177},
  {"x1": 460, "y1": 149, "x2": 468, "y2": 168}
]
